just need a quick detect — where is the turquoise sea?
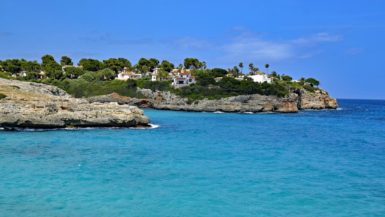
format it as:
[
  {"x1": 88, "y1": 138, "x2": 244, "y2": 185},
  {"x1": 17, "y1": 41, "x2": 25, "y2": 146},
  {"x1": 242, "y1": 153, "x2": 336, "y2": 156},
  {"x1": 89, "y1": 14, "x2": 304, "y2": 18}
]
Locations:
[{"x1": 1, "y1": 99, "x2": 385, "y2": 217}]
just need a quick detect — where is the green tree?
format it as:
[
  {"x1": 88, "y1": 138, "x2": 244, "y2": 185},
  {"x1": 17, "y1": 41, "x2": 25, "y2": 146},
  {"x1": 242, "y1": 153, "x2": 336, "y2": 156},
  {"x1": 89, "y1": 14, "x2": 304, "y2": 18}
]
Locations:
[
  {"x1": 64, "y1": 66, "x2": 85, "y2": 79},
  {"x1": 238, "y1": 62, "x2": 243, "y2": 74},
  {"x1": 48, "y1": 70, "x2": 64, "y2": 80},
  {"x1": 0, "y1": 59, "x2": 22, "y2": 74},
  {"x1": 305, "y1": 78, "x2": 320, "y2": 86},
  {"x1": 230, "y1": 66, "x2": 240, "y2": 77},
  {"x1": 78, "y1": 58, "x2": 104, "y2": 71},
  {"x1": 148, "y1": 58, "x2": 159, "y2": 71},
  {"x1": 210, "y1": 68, "x2": 228, "y2": 77},
  {"x1": 183, "y1": 58, "x2": 203, "y2": 69},
  {"x1": 21, "y1": 60, "x2": 41, "y2": 72},
  {"x1": 96, "y1": 68, "x2": 116, "y2": 81},
  {"x1": 157, "y1": 68, "x2": 170, "y2": 80},
  {"x1": 195, "y1": 72, "x2": 216, "y2": 86},
  {"x1": 202, "y1": 61, "x2": 207, "y2": 69},
  {"x1": 248, "y1": 63, "x2": 254, "y2": 74},
  {"x1": 60, "y1": 56, "x2": 73, "y2": 66},
  {"x1": 281, "y1": 75, "x2": 292, "y2": 81},
  {"x1": 264, "y1": 63, "x2": 270, "y2": 73},
  {"x1": 103, "y1": 58, "x2": 131, "y2": 73},
  {"x1": 135, "y1": 58, "x2": 148, "y2": 73},
  {"x1": 270, "y1": 71, "x2": 278, "y2": 78},
  {"x1": 159, "y1": 60, "x2": 174, "y2": 72},
  {"x1": 41, "y1": 55, "x2": 62, "y2": 79},
  {"x1": 25, "y1": 71, "x2": 40, "y2": 80},
  {"x1": 248, "y1": 63, "x2": 260, "y2": 75}
]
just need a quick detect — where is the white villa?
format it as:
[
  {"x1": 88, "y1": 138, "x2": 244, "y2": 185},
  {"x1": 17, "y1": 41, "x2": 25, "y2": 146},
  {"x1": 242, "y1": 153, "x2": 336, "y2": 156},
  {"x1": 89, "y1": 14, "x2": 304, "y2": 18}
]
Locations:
[
  {"x1": 171, "y1": 69, "x2": 196, "y2": 88},
  {"x1": 151, "y1": 68, "x2": 170, "y2": 81},
  {"x1": 151, "y1": 68, "x2": 159, "y2": 81},
  {"x1": 247, "y1": 73, "x2": 272, "y2": 83},
  {"x1": 116, "y1": 67, "x2": 142, "y2": 81}
]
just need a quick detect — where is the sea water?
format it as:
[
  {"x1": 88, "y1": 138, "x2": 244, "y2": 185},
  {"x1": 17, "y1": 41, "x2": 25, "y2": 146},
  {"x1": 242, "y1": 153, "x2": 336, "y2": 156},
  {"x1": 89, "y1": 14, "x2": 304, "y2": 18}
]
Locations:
[{"x1": 0, "y1": 99, "x2": 385, "y2": 217}]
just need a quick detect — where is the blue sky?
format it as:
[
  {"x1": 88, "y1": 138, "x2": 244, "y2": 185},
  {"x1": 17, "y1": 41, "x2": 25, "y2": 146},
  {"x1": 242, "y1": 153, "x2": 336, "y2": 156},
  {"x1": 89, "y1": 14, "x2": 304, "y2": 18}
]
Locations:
[{"x1": 1, "y1": 0, "x2": 384, "y2": 99}]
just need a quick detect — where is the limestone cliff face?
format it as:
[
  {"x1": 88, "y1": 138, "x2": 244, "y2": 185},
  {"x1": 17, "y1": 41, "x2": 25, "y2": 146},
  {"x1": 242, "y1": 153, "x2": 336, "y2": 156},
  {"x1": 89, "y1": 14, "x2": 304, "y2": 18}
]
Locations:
[
  {"x1": 0, "y1": 78, "x2": 149, "y2": 129},
  {"x1": 298, "y1": 89, "x2": 338, "y2": 109},
  {"x1": 88, "y1": 88, "x2": 337, "y2": 113}
]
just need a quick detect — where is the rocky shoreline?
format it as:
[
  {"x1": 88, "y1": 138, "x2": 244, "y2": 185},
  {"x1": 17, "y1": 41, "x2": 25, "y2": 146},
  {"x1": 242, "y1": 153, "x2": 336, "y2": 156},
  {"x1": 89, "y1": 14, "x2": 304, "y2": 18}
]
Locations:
[
  {"x1": 0, "y1": 78, "x2": 150, "y2": 130},
  {"x1": 0, "y1": 78, "x2": 337, "y2": 129},
  {"x1": 88, "y1": 88, "x2": 337, "y2": 113}
]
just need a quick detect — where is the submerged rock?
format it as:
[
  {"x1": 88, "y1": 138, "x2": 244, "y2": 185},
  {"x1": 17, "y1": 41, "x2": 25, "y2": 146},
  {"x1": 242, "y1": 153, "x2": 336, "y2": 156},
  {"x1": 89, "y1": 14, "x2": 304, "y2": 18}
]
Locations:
[{"x1": 0, "y1": 78, "x2": 149, "y2": 129}]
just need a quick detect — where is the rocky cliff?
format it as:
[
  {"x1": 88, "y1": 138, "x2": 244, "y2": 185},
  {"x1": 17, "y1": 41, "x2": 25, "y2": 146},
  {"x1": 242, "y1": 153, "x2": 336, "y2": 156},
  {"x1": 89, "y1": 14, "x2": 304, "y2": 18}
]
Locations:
[
  {"x1": 0, "y1": 78, "x2": 149, "y2": 129},
  {"x1": 88, "y1": 88, "x2": 337, "y2": 113}
]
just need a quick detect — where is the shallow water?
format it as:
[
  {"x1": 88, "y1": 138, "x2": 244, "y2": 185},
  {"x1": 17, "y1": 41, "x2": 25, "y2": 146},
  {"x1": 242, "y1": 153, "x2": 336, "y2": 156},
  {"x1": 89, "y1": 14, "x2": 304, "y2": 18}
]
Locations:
[{"x1": 1, "y1": 99, "x2": 385, "y2": 217}]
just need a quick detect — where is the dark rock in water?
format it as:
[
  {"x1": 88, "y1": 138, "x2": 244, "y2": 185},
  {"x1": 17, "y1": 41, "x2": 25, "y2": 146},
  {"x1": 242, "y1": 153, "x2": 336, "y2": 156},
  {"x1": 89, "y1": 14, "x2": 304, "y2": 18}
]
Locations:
[{"x1": 0, "y1": 78, "x2": 150, "y2": 129}]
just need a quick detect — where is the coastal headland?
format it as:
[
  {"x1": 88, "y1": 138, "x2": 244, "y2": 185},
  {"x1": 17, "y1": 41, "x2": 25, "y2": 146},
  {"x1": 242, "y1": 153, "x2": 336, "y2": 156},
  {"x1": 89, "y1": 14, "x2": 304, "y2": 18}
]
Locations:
[
  {"x1": 0, "y1": 56, "x2": 337, "y2": 128},
  {"x1": 0, "y1": 78, "x2": 149, "y2": 130}
]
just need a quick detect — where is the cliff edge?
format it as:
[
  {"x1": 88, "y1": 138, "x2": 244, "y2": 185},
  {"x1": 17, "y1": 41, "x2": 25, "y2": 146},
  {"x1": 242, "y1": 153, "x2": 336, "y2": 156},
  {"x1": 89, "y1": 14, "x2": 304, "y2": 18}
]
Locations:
[
  {"x1": 0, "y1": 78, "x2": 149, "y2": 129},
  {"x1": 88, "y1": 88, "x2": 337, "y2": 113}
]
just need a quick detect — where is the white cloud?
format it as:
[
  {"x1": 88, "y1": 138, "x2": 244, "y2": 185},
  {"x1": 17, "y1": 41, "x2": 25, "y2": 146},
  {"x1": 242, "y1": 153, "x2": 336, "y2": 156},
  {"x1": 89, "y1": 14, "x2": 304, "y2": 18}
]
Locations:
[
  {"x1": 223, "y1": 36, "x2": 293, "y2": 61},
  {"x1": 222, "y1": 32, "x2": 342, "y2": 61},
  {"x1": 292, "y1": 32, "x2": 341, "y2": 45}
]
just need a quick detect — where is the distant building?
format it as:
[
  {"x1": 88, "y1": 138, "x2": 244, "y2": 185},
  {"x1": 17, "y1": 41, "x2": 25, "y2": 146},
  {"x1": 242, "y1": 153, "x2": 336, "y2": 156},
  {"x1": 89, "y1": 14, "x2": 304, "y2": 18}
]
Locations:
[
  {"x1": 247, "y1": 73, "x2": 272, "y2": 83},
  {"x1": 171, "y1": 69, "x2": 196, "y2": 88},
  {"x1": 116, "y1": 67, "x2": 142, "y2": 80},
  {"x1": 214, "y1": 77, "x2": 223, "y2": 82},
  {"x1": 235, "y1": 75, "x2": 245, "y2": 81},
  {"x1": 151, "y1": 68, "x2": 158, "y2": 81},
  {"x1": 11, "y1": 71, "x2": 27, "y2": 78},
  {"x1": 38, "y1": 71, "x2": 46, "y2": 79}
]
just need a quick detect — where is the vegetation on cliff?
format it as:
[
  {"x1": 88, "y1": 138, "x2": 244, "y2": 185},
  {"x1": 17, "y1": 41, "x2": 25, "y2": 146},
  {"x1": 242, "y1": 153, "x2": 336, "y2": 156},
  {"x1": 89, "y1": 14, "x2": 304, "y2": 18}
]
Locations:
[{"x1": 0, "y1": 55, "x2": 321, "y2": 101}]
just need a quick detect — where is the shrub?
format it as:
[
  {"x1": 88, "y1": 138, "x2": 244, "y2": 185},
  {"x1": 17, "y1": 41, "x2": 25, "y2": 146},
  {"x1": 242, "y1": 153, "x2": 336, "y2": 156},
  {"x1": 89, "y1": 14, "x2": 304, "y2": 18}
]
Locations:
[
  {"x1": 0, "y1": 71, "x2": 11, "y2": 79},
  {"x1": 281, "y1": 75, "x2": 292, "y2": 81},
  {"x1": 305, "y1": 78, "x2": 320, "y2": 86},
  {"x1": 210, "y1": 68, "x2": 228, "y2": 77},
  {"x1": 195, "y1": 72, "x2": 216, "y2": 86},
  {"x1": 137, "y1": 79, "x2": 171, "y2": 91},
  {"x1": 95, "y1": 68, "x2": 116, "y2": 81},
  {"x1": 80, "y1": 71, "x2": 97, "y2": 82},
  {"x1": 50, "y1": 79, "x2": 140, "y2": 98},
  {"x1": 64, "y1": 66, "x2": 85, "y2": 79}
]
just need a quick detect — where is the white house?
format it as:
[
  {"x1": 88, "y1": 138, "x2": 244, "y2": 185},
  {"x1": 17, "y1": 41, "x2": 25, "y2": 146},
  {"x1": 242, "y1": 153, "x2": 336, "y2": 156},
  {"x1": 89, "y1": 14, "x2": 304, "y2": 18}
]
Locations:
[
  {"x1": 171, "y1": 69, "x2": 196, "y2": 88},
  {"x1": 151, "y1": 68, "x2": 158, "y2": 81},
  {"x1": 247, "y1": 74, "x2": 272, "y2": 83},
  {"x1": 116, "y1": 68, "x2": 142, "y2": 81}
]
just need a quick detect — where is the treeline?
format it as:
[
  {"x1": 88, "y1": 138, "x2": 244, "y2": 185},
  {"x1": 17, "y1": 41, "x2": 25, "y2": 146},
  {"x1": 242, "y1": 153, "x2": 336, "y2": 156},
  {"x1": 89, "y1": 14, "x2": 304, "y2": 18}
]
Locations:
[{"x1": 0, "y1": 55, "x2": 210, "y2": 81}]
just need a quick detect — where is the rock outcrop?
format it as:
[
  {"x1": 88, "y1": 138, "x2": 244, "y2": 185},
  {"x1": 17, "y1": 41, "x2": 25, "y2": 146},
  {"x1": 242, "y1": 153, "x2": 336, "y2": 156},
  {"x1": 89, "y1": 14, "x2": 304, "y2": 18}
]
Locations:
[
  {"x1": 88, "y1": 88, "x2": 337, "y2": 113},
  {"x1": 298, "y1": 89, "x2": 338, "y2": 109},
  {"x1": 0, "y1": 78, "x2": 149, "y2": 129}
]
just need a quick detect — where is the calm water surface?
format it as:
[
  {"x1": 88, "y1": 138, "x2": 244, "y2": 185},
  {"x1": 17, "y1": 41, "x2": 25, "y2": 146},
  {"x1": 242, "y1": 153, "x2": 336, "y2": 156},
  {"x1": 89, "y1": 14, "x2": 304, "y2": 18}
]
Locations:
[{"x1": 1, "y1": 99, "x2": 385, "y2": 217}]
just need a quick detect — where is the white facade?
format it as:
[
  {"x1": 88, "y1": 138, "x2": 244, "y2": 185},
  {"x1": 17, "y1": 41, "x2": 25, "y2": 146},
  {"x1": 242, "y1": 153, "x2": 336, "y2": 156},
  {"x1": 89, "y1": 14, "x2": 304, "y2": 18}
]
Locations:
[
  {"x1": 116, "y1": 72, "x2": 142, "y2": 81},
  {"x1": 248, "y1": 74, "x2": 272, "y2": 83},
  {"x1": 172, "y1": 72, "x2": 196, "y2": 88},
  {"x1": 151, "y1": 68, "x2": 159, "y2": 81}
]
